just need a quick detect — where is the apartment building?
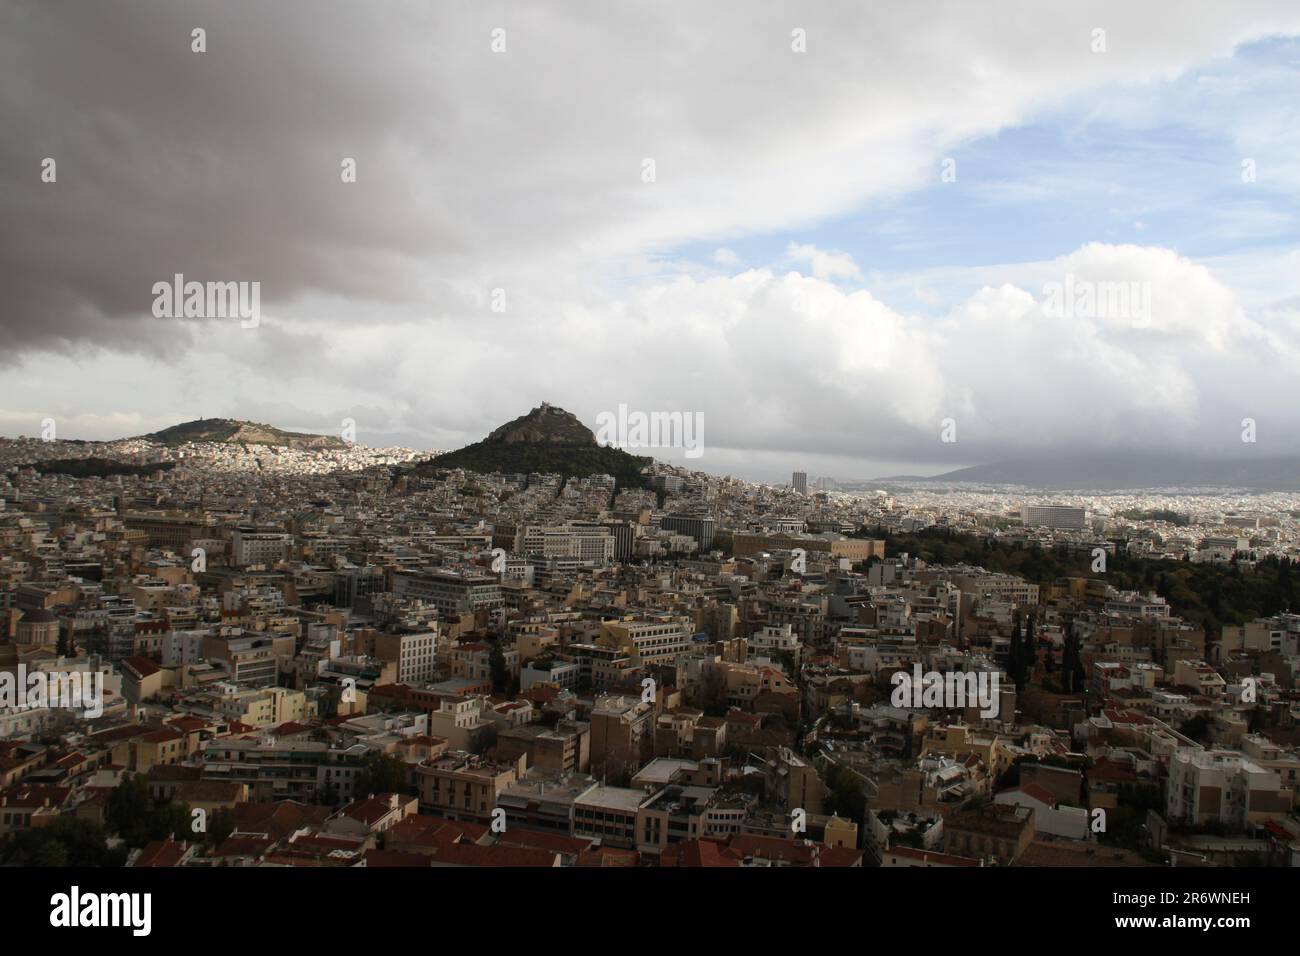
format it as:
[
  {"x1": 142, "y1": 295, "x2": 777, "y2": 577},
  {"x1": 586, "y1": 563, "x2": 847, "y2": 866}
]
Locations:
[
  {"x1": 943, "y1": 804, "x2": 1035, "y2": 864},
  {"x1": 1166, "y1": 749, "x2": 1291, "y2": 829},
  {"x1": 370, "y1": 629, "x2": 439, "y2": 685},
  {"x1": 590, "y1": 694, "x2": 655, "y2": 777},
  {"x1": 426, "y1": 696, "x2": 493, "y2": 752},
  {"x1": 415, "y1": 751, "x2": 522, "y2": 822},
  {"x1": 497, "y1": 769, "x2": 598, "y2": 834},
  {"x1": 230, "y1": 527, "x2": 292, "y2": 567},
  {"x1": 201, "y1": 632, "x2": 292, "y2": 688},
  {"x1": 520, "y1": 658, "x2": 580, "y2": 692},
  {"x1": 599, "y1": 617, "x2": 692, "y2": 666},
  {"x1": 573, "y1": 785, "x2": 649, "y2": 849},
  {"x1": 448, "y1": 641, "x2": 518, "y2": 685},
  {"x1": 496, "y1": 720, "x2": 591, "y2": 774},
  {"x1": 951, "y1": 570, "x2": 1040, "y2": 607},
  {"x1": 202, "y1": 738, "x2": 367, "y2": 802},
  {"x1": 495, "y1": 523, "x2": 615, "y2": 565},
  {"x1": 213, "y1": 685, "x2": 314, "y2": 729},
  {"x1": 747, "y1": 623, "x2": 802, "y2": 660}
]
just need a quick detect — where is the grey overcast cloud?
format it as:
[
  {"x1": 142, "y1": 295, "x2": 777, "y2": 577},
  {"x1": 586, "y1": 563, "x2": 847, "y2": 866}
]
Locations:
[{"x1": 3, "y1": 0, "x2": 1300, "y2": 481}]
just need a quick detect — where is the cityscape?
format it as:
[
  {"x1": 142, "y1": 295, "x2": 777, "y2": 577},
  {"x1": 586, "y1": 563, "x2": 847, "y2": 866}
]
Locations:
[
  {"x1": 2, "y1": 404, "x2": 1298, "y2": 878},
  {"x1": 2, "y1": 0, "x2": 1297, "y2": 934}
]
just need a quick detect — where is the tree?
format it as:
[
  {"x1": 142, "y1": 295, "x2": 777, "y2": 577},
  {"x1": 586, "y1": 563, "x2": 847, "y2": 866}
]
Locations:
[
  {"x1": 488, "y1": 642, "x2": 509, "y2": 694},
  {"x1": 1061, "y1": 632, "x2": 1084, "y2": 694},
  {"x1": 354, "y1": 751, "x2": 410, "y2": 798},
  {"x1": 1180, "y1": 714, "x2": 1211, "y2": 745},
  {"x1": 107, "y1": 774, "x2": 192, "y2": 847},
  {"x1": 108, "y1": 774, "x2": 153, "y2": 846},
  {"x1": 1024, "y1": 614, "x2": 1038, "y2": 673},
  {"x1": 694, "y1": 665, "x2": 730, "y2": 716},
  {"x1": 1247, "y1": 706, "x2": 1266, "y2": 734},
  {"x1": 207, "y1": 807, "x2": 237, "y2": 846},
  {"x1": 823, "y1": 765, "x2": 866, "y2": 821},
  {"x1": 2, "y1": 816, "x2": 123, "y2": 867}
]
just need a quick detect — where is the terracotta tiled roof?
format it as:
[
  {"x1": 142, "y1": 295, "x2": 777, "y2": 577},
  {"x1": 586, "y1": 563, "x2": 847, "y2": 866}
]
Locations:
[
  {"x1": 729, "y1": 834, "x2": 818, "y2": 865},
  {"x1": 121, "y1": 656, "x2": 161, "y2": 679},
  {"x1": 883, "y1": 845, "x2": 981, "y2": 867},
  {"x1": 388, "y1": 814, "x2": 486, "y2": 848},
  {"x1": 338, "y1": 796, "x2": 397, "y2": 827},
  {"x1": 210, "y1": 835, "x2": 274, "y2": 859},
  {"x1": 662, "y1": 839, "x2": 740, "y2": 868},
  {"x1": 428, "y1": 841, "x2": 558, "y2": 867},
  {"x1": 496, "y1": 830, "x2": 594, "y2": 855},
  {"x1": 232, "y1": 801, "x2": 330, "y2": 841},
  {"x1": 133, "y1": 839, "x2": 190, "y2": 868},
  {"x1": 361, "y1": 849, "x2": 433, "y2": 868},
  {"x1": 1088, "y1": 758, "x2": 1138, "y2": 784},
  {"x1": 819, "y1": 847, "x2": 864, "y2": 867}
]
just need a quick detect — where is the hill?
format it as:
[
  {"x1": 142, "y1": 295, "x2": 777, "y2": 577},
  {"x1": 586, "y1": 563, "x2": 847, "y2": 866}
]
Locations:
[
  {"x1": 884, "y1": 455, "x2": 1300, "y2": 491},
  {"x1": 143, "y1": 418, "x2": 349, "y2": 450},
  {"x1": 424, "y1": 403, "x2": 652, "y2": 487}
]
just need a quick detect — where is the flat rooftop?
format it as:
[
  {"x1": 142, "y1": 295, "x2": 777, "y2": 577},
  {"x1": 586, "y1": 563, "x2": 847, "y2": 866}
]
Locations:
[{"x1": 574, "y1": 785, "x2": 648, "y2": 813}]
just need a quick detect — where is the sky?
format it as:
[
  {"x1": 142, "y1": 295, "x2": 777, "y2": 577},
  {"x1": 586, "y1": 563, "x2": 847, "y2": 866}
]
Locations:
[{"x1": 2, "y1": 1, "x2": 1299, "y2": 483}]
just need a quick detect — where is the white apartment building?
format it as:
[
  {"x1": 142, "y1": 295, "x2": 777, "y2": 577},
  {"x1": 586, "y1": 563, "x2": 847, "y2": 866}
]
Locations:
[
  {"x1": 230, "y1": 528, "x2": 292, "y2": 567},
  {"x1": 1166, "y1": 748, "x2": 1291, "y2": 829},
  {"x1": 512, "y1": 524, "x2": 615, "y2": 565},
  {"x1": 748, "y1": 623, "x2": 802, "y2": 659}
]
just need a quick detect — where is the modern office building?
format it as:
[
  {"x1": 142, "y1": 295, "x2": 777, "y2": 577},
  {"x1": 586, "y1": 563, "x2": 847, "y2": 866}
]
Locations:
[
  {"x1": 1020, "y1": 505, "x2": 1087, "y2": 530},
  {"x1": 230, "y1": 527, "x2": 292, "y2": 567},
  {"x1": 660, "y1": 514, "x2": 716, "y2": 551},
  {"x1": 393, "y1": 569, "x2": 504, "y2": 615}
]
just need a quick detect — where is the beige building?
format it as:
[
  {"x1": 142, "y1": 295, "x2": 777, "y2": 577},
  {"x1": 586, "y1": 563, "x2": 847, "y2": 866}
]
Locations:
[
  {"x1": 496, "y1": 720, "x2": 591, "y2": 774},
  {"x1": 590, "y1": 695, "x2": 655, "y2": 778},
  {"x1": 415, "y1": 751, "x2": 522, "y2": 822},
  {"x1": 427, "y1": 696, "x2": 493, "y2": 751},
  {"x1": 573, "y1": 785, "x2": 648, "y2": 849},
  {"x1": 943, "y1": 804, "x2": 1034, "y2": 864},
  {"x1": 599, "y1": 618, "x2": 692, "y2": 666},
  {"x1": 215, "y1": 685, "x2": 314, "y2": 729},
  {"x1": 732, "y1": 533, "x2": 885, "y2": 562},
  {"x1": 371, "y1": 629, "x2": 439, "y2": 685}
]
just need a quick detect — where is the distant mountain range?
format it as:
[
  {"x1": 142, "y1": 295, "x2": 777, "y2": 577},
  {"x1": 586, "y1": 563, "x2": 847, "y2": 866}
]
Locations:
[
  {"x1": 423, "y1": 403, "x2": 652, "y2": 487},
  {"x1": 876, "y1": 455, "x2": 1300, "y2": 491},
  {"x1": 142, "y1": 418, "x2": 349, "y2": 450},
  {"x1": 60, "y1": 414, "x2": 1300, "y2": 492}
]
